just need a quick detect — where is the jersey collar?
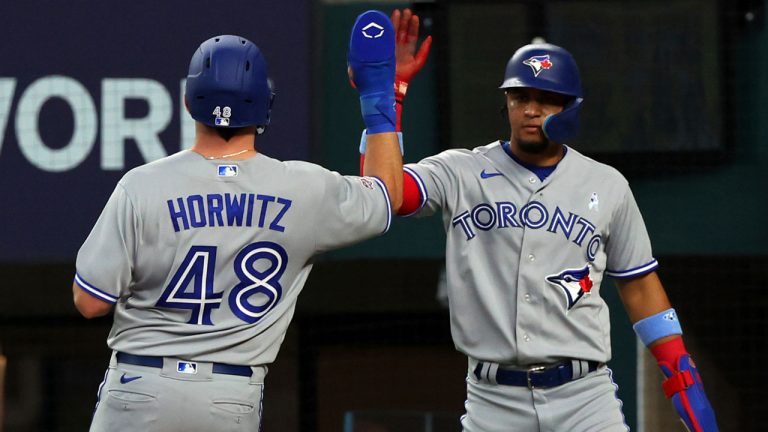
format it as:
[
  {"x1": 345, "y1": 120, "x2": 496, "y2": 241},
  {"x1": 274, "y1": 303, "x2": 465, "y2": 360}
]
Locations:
[{"x1": 501, "y1": 141, "x2": 568, "y2": 182}]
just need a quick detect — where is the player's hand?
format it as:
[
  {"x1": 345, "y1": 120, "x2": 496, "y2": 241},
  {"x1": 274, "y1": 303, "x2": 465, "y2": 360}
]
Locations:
[
  {"x1": 348, "y1": 10, "x2": 396, "y2": 134},
  {"x1": 391, "y1": 8, "x2": 432, "y2": 101},
  {"x1": 657, "y1": 355, "x2": 719, "y2": 432}
]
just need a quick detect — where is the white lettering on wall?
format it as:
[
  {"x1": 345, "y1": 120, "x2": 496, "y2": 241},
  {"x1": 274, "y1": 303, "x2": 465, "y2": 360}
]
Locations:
[
  {"x1": 0, "y1": 75, "x2": 194, "y2": 171},
  {"x1": 15, "y1": 75, "x2": 97, "y2": 172},
  {"x1": 0, "y1": 78, "x2": 16, "y2": 158},
  {"x1": 101, "y1": 78, "x2": 172, "y2": 170}
]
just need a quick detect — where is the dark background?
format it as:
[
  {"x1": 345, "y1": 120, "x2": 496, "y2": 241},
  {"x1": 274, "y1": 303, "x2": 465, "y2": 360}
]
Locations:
[{"x1": 1, "y1": 0, "x2": 766, "y2": 431}]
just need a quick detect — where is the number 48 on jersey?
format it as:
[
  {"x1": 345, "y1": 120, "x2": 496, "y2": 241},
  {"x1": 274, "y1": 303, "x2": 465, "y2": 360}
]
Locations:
[{"x1": 156, "y1": 241, "x2": 288, "y2": 325}]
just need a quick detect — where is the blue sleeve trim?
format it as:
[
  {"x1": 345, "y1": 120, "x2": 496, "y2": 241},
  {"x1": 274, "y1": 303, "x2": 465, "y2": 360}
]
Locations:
[
  {"x1": 632, "y1": 308, "x2": 683, "y2": 346},
  {"x1": 402, "y1": 166, "x2": 428, "y2": 217},
  {"x1": 368, "y1": 176, "x2": 392, "y2": 234},
  {"x1": 359, "y1": 130, "x2": 404, "y2": 155},
  {"x1": 359, "y1": 129, "x2": 367, "y2": 154},
  {"x1": 605, "y1": 259, "x2": 659, "y2": 279},
  {"x1": 74, "y1": 273, "x2": 118, "y2": 304}
]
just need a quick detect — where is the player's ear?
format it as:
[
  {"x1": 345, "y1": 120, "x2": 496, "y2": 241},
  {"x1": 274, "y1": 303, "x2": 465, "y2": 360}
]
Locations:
[{"x1": 183, "y1": 96, "x2": 190, "y2": 113}]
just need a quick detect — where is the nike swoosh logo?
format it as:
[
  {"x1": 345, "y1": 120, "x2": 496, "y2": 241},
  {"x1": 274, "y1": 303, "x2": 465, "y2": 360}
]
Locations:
[
  {"x1": 480, "y1": 169, "x2": 504, "y2": 179},
  {"x1": 120, "y1": 373, "x2": 142, "y2": 384}
]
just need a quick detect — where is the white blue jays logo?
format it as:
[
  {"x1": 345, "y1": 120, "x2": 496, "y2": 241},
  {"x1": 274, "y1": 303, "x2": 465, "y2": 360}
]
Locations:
[
  {"x1": 523, "y1": 55, "x2": 553, "y2": 77},
  {"x1": 546, "y1": 266, "x2": 593, "y2": 310}
]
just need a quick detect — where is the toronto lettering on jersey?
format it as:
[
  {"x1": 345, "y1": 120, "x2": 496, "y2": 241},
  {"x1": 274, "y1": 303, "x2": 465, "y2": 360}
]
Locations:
[
  {"x1": 167, "y1": 193, "x2": 292, "y2": 233},
  {"x1": 451, "y1": 201, "x2": 602, "y2": 261}
]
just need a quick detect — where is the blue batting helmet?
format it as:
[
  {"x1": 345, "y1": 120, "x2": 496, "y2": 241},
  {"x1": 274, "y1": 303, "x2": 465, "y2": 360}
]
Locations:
[
  {"x1": 185, "y1": 35, "x2": 274, "y2": 132},
  {"x1": 499, "y1": 43, "x2": 583, "y2": 144}
]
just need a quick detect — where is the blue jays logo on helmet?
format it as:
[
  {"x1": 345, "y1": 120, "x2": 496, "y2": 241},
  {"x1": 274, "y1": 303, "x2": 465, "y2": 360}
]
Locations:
[
  {"x1": 522, "y1": 55, "x2": 553, "y2": 77},
  {"x1": 546, "y1": 266, "x2": 593, "y2": 311},
  {"x1": 499, "y1": 43, "x2": 584, "y2": 144}
]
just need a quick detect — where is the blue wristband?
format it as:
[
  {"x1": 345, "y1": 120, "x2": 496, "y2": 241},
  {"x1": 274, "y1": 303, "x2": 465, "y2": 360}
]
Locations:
[
  {"x1": 359, "y1": 129, "x2": 403, "y2": 154},
  {"x1": 360, "y1": 93, "x2": 396, "y2": 133},
  {"x1": 632, "y1": 308, "x2": 683, "y2": 346}
]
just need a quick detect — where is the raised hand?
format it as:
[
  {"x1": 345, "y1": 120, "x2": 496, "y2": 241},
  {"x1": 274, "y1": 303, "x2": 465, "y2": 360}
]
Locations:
[
  {"x1": 391, "y1": 8, "x2": 432, "y2": 100},
  {"x1": 348, "y1": 10, "x2": 396, "y2": 134}
]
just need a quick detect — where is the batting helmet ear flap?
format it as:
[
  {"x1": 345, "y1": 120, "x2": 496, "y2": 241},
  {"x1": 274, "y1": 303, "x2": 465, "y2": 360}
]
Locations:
[
  {"x1": 542, "y1": 97, "x2": 583, "y2": 144},
  {"x1": 256, "y1": 79, "x2": 276, "y2": 135}
]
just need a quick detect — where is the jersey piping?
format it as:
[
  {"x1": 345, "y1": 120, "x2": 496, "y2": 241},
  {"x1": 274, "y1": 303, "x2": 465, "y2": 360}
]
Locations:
[
  {"x1": 605, "y1": 259, "x2": 659, "y2": 279},
  {"x1": 369, "y1": 176, "x2": 393, "y2": 233},
  {"x1": 75, "y1": 273, "x2": 118, "y2": 304},
  {"x1": 402, "y1": 166, "x2": 428, "y2": 217}
]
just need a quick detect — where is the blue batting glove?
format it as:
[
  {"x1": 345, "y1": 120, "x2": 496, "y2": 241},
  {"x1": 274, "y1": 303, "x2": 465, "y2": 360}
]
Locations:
[{"x1": 348, "y1": 10, "x2": 396, "y2": 134}]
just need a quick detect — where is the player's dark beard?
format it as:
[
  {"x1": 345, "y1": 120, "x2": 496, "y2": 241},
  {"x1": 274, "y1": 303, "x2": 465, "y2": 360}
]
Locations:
[{"x1": 518, "y1": 138, "x2": 549, "y2": 154}]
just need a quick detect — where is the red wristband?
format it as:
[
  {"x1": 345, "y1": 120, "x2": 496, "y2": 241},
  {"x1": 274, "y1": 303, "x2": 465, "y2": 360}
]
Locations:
[
  {"x1": 395, "y1": 80, "x2": 408, "y2": 101},
  {"x1": 395, "y1": 80, "x2": 407, "y2": 132}
]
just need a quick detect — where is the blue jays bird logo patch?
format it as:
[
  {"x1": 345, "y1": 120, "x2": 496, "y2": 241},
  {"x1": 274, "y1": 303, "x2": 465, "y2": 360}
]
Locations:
[
  {"x1": 546, "y1": 266, "x2": 594, "y2": 310},
  {"x1": 523, "y1": 55, "x2": 553, "y2": 77}
]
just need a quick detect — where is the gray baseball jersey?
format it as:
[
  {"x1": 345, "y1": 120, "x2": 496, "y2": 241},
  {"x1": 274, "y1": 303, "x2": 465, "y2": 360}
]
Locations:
[
  {"x1": 75, "y1": 150, "x2": 391, "y2": 366},
  {"x1": 404, "y1": 141, "x2": 657, "y2": 365}
]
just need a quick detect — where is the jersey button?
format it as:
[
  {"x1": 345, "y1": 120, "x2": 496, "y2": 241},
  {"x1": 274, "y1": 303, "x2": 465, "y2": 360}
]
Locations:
[
  {"x1": 523, "y1": 333, "x2": 531, "y2": 342},
  {"x1": 524, "y1": 294, "x2": 531, "y2": 302},
  {"x1": 529, "y1": 177, "x2": 536, "y2": 183},
  {"x1": 528, "y1": 254, "x2": 535, "y2": 261}
]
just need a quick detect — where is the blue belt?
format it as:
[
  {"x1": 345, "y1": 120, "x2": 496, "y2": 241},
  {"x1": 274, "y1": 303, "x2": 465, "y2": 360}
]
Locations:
[
  {"x1": 116, "y1": 352, "x2": 253, "y2": 377},
  {"x1": 473, "y1": 359, "x2": 601, "y2": 389}
]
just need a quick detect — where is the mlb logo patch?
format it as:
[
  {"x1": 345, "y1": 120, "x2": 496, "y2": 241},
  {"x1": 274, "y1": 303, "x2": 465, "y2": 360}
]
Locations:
[
  {"x1": 177, "y1": 361, "x2": 198, "y2": 374},
  {"x1": 215, "y1": 117, "x2": 230, "y2": 126},
  {"x1": 218, "y1": 165, "x2": 238, "y2": 177}
]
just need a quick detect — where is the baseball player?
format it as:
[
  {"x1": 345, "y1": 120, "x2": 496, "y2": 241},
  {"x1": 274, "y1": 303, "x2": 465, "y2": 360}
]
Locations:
[
  {"x1": 361, "y1": 9, "x2": 718, "y2": 432},
  {"x1": 72, "y1": 10, "x2": 401, "y2": 431}
]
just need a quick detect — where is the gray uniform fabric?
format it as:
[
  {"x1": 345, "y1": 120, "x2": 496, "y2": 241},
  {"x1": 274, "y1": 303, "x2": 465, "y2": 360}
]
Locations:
[
  {"x1": 405, "y1": 141, "x2": 655, "y2": 430},
  {"x1": 91, "y1": 352, "x2": 268, "y2": 432},
  {"x1": 76, "y1": 150, "x2": 390, "y2": 431},
  {"x1": 463, "y1": 363, "x2": 628, "y2": 432},
  {"x1": 77, "y1": 150, "x2": 390, "y2": 365},
  {"x1": 406, "y1": 141, "x2": 655, "y2": 364}
]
